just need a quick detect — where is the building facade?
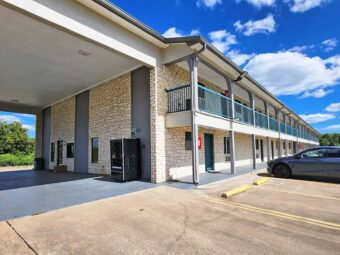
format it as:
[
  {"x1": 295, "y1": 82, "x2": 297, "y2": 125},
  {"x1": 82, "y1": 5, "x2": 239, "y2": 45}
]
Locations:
[{"x1": 0, "y1": 0, "x2": 319, "y2": 184}]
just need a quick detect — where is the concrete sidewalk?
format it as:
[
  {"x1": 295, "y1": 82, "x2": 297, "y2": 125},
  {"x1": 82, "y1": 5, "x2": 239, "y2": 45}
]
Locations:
[
  {"x1": 2, "y1": 171, "x2": 340, "y2": 255},
  {"x1": 0, "y1": 170, "x2": 156, "y2": 221}
]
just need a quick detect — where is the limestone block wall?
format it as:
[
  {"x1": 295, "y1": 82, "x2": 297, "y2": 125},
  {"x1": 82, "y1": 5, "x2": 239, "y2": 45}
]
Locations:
[
  {"x1": 165, "y1": 127, "x2": 230, "y2": 180},
  {"x1": 234, "y1": 133, "x2": 253, "y2": 167},
  {"x1": 150, "y1": 64, "x2": 228, "y2": 182},
  {"x1": 88, "y1": 73, "x2": 131, "y2": 174},
  {"x1": 35, "y1": 112, "x2": 43, "y2": 158},
  {"x1": 49, "y1": 97, "x2": 75, "y2": 170}
]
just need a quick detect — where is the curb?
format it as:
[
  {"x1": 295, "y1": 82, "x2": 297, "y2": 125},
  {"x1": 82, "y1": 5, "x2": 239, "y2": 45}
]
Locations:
[
  {"x1": 253, "y1": 177, "x2": 271, "y2": 185},
  {"x1": 221, "y1": 185, "x2": 250, "y2": 198}
]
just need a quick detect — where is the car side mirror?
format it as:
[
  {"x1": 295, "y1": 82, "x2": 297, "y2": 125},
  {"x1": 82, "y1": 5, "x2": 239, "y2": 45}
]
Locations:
[{"x1": 295, "y1": 155, "x2": 302, "y2": 159}]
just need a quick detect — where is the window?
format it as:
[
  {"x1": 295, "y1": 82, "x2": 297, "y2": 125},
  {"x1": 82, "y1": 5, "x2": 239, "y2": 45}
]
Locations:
[
  {"x1": 50, "y1": 143, "x2": 55, "y2": 162},
  {"x1": 302, "y1": 149, "x2": 327, "y2": 158},
  {"x1": 91, "y1": 137, "x2": 99, "y2": 163},
  {"x1": 224, "y1": 137, "x2": 230, "y2": 154},
  {"x1": 289, "y1": 143, "x2": 291, "y2": 150},
  {"x1": 67, "y1": 143, "x2": 74, "y2": 158},
  {"x1": 185, "y1": 132, "x2": 192, "y2": 150},
  {"x1": 283, "y1": 142, "x2": 286, "y2": 150},
  {"x1": 327, "y1": 149, "x2": 340, "y2": 158},
  {"x1": 256, "y1": 139, "x2": 259, "y2": 150}
]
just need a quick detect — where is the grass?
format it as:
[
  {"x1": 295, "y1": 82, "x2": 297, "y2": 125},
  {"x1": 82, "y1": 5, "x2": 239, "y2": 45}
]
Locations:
[{"x1": 0, "y1": 153, "x2": 34, "y2": 166}]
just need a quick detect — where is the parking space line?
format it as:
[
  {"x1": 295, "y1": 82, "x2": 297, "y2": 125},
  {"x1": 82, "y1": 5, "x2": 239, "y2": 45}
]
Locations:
[
  {"x1": 254, "y1": 187, "x2": 340, "y2": 201},
  {"x1": 210, "y1": 199, "x2": 340, "y2": 231}
]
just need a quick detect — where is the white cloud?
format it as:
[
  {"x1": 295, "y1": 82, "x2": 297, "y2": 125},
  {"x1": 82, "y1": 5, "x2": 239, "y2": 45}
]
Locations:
[
  {"x1": 15, "y1": 113, "x2": 36, "y2": 118},
  {"x1": 325, "y1": 102, "x2": 340, "y2": 112},
  {"x1": 321, "y1": 124, "x2": 340, "y2": 130},
  {"x1": 196, "y1": 0, "x2": 222, "y2": 8},
  {"x1": 234, "y1": 14, "x2": 276, "y2": 36},
  {"x1": 286, "y1": 44, "x2": 315, "y2": 53},
  {"x1": 22, "y1": 124, "x2": 36, "y2": 132},
  {"x1": 285, "y1": 0, "x2": 330, "y2": 13},
  {"x1": 322, "y1": 38, "x2": 338, "y2": 52},
  {"x1": 300, "y1": 88, "x2": 334, "y2": 98},
  {"x1": 208, "y1": 29, "x2": 237, "y2": 53},
  {"x1": 162, "y1": 27, "x2": 200, "y2": 38},
  {"x1": 243, "y1": 51, "x2": 340, "y2": 96},
  {"x1": 0, "y1": 114, "x2": 21, "y2": 123},
  {"x1": 227, "y1": 50, "x2": 256, "y2": 66},
  {"x1": 300, "y1": 113, "x2": 336, "y2": 123},
  {"x1": 236, "y1": 0, "x2": 276, "y2": 8}
]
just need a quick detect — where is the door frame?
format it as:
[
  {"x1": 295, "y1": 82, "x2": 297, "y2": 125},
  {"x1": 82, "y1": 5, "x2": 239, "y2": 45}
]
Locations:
[
  {"x1": 204, "y1": 133, "x2": 214, "y2": 172},
  {"x1": 57, "y1": 140, "x2": 63, "y2": 166}
]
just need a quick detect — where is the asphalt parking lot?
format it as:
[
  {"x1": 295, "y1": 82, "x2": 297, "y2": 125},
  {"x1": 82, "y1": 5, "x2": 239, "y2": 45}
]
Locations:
[{"x1": 1, "y1": 171, "x2": 340, "y2": 255}]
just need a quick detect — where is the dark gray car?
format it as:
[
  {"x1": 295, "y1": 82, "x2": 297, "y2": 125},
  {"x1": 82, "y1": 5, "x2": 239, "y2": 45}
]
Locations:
[{"x1": 267, "y1": 146, "x2": 340, "y2": 178}]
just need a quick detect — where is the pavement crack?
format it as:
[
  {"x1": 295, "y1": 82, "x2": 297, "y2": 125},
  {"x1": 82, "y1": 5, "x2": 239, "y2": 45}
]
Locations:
[
  {"x1": 6, "y1": 221, "x2": 38, "y2": 255},
  {"x1": 166, "y1": 202, "x2": 189, "y2": 251}
]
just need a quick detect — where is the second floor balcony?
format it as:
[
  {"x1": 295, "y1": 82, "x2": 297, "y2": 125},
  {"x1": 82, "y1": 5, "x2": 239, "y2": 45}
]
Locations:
[{"x1": 166, "y1": 84, "x2": 318, "y2": 142}]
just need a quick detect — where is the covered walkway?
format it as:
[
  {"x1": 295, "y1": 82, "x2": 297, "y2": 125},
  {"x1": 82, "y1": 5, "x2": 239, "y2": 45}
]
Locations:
[
  {"x1": 0, "y1": 169, "x2": 156, "y2": 221},
  {"x1": 168, "y1": 162, "x2": 267, "y2": 188}
]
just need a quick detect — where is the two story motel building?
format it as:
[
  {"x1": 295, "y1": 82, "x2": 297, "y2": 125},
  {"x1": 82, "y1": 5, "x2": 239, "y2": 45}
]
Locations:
[{"x1": 0, "y1": 0, "x2": 319, "y2": 184}]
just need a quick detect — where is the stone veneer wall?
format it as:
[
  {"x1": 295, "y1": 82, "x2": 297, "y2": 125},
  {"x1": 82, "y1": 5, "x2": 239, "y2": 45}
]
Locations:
[
  {"x1": 35, "y1": 112, "x2": 43, "y2": 158},
  {"x1": 49, "y1": 97, "x2": 75, "y2": 170},
  {"x1": 88, "y1": 73, "x2": 131, "y2": 175},
  {"x1": 150, "y1": 64, "x2": 231, "y2": 182},
  {"x1": 166, "y1": 127, "x2": 229, "y2": 180}
]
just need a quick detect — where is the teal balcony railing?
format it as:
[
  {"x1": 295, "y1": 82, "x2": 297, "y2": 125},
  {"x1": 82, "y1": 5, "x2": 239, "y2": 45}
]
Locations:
[
  {"x1": 269, "y1": 117, "x2": 278, "y2": 131},
  {"x1": 286, "y1": 125, "x2": 293, "y2": 135},
  {"x1": 280, "y1": 123, "x2": 286, "y2": 133},
  {"x1": 234, "y1": 101, "x2": 253, "y2": 125},
  {"x1": 292, "y1": 127, "x2": 297, "y2": 137},
  {"x1": 198, "y1": 85, "x2": 232, "y2": 118},
  {"x1": 166, "y1": 85, "x2": 318, "y2": 142},
  {"x1": 255, "y1": 111, "x2": 268, "y2": 129}
]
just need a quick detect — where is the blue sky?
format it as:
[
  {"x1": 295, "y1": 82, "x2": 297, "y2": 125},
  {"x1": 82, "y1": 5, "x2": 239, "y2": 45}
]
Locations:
[
  {"x1": 111, "y1": 0, "x2": 340, "y2": 134},
  {"x1": 0, "y1": 112, "x2": 36, "y2": 138},
  {"x1": 1, "y1": 0, "x2": 340, "y2": 136}
]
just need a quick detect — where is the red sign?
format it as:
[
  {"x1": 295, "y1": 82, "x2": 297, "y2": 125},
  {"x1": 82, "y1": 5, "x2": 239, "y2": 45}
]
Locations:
[{"x1": 198, "y1": 135, "x2": 202, "y2": 150}]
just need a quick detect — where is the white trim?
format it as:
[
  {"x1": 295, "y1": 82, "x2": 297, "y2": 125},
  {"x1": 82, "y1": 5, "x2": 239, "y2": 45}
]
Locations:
[{"x1": 3, "y1": 0, "x2": 157, "y2": 66}]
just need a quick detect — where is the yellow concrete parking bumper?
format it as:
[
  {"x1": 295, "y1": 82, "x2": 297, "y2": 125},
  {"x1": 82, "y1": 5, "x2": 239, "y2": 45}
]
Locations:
[
  {"x1": 221, "y1": 185, "x2": 250, "y2": 198},
  {"x1": 253, "y1": 177, "x2": 271, "y2": 185}
]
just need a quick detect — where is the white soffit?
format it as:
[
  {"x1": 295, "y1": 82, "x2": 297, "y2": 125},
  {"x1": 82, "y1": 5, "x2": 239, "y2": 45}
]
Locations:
[{"x1": 0, "y1": 4, "x2": 141, "y2": 108}]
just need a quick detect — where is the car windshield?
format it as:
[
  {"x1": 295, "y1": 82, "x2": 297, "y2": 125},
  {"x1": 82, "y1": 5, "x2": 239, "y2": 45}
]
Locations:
[{"x1": 300, "y1": 148, "x2": 328, "y2": 158}]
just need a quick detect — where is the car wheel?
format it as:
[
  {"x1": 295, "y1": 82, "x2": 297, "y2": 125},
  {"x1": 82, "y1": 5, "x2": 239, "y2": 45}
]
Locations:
[{"x1": 273, "y1": 164, "x2": 291, "y2": 178}]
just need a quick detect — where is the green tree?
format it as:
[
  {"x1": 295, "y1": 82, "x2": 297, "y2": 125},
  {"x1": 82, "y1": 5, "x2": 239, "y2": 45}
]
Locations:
[
  {"x1": 319, "y1": 133, "x2": 340, "y2": 146},
  {"x1": 0, "y1": 121, "x2": 34, "y2": 155}
]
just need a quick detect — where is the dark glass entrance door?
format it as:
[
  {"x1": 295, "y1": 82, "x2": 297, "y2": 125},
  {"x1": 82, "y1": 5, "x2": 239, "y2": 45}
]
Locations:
[
  {"x1": 110, "y1": 140, "x2": 123, "y2": 174},
  {"x1": 57, "y1": 140, "x2": 63, "y2": 166},
  {"x1": 204, "y1": 133, "x2": 214, "y2": 171}
]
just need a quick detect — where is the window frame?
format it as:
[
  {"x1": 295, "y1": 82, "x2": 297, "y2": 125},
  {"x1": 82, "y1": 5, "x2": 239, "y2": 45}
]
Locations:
[
  {"x1": 66, "y1": 143, "x2": 74, "y2": 158},
  {"x1": 185, "y1": 132, "x2": 192, "y2": 151},
  {"x1": 50, "y1": 143, "x2": 55, "y2": 162},
  {"x1": 91, "y1": 137, "x2": 99, "y2": 163},
  {"x1": 301, "y1": 148, "x2": 328, "y2": 159},
  {"x1": 327, "y1": 148, "x2": 340, "y2": 158},
  {"x1": 224, "y1": 137, "x2": 230, "y2": 154}
]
